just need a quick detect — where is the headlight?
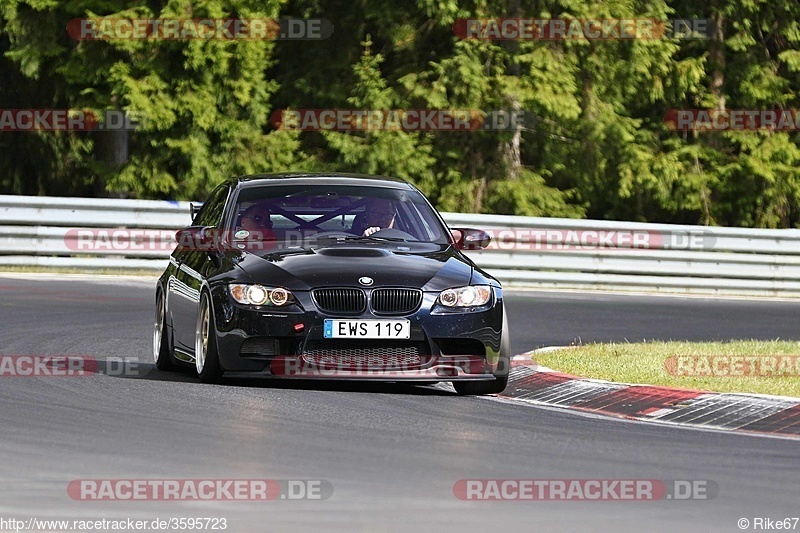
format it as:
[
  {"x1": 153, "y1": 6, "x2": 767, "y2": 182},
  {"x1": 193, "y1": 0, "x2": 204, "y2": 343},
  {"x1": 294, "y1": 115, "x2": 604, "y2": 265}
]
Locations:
[
  {"x1": 229, "y1": 284, "x2": 294, "y2": 306},
  {"x1": 437, "y1": 285, "x2": 492, "y2": 307}
]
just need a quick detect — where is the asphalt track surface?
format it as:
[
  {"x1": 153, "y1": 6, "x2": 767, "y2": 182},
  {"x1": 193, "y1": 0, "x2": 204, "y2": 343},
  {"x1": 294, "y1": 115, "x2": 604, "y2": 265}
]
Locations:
[{"x1": 1, "y1": 274, "x2": 800, "y2": 533}]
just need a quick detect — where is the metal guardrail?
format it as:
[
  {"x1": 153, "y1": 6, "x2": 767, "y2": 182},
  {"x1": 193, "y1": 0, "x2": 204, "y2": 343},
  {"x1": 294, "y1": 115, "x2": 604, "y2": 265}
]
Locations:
[{"x1": 2, "y1": 194, "x2": 800, "y2": 297}]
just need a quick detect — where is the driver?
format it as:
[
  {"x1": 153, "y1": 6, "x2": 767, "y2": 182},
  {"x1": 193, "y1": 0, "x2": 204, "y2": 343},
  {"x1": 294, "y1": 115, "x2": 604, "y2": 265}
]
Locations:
[
  {"x1": 236, "y1": 203, "x2": 274, "y2": 245},
  {"x1": 240, "y1": 203, "x2": 273, "y2": 232},
  {"x1": 356, "y1": 198, "x2": 396, "y2": 236}
]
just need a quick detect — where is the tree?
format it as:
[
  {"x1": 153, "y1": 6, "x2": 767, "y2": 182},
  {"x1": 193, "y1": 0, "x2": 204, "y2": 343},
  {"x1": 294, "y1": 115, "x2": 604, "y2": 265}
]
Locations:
[{"x1": 1, "y1": 0, "x2": 311, "y2": 199}]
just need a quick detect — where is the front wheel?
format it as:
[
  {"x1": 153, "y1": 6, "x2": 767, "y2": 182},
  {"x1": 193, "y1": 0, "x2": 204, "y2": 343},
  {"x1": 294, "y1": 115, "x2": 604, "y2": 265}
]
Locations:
[
  {"x1": 453, "y1": 309, "x2": 510, "y2": 396},
  {"x1": 195, "y1": 291, "x2": 223, "y2": 383}
]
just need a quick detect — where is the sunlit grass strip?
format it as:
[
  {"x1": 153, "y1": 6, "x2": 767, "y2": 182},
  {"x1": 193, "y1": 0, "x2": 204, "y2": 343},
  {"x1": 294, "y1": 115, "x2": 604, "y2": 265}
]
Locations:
[
  {"x1": 0, "y1": 266, "x2": 158, "y2": 276},
  {"x1": 532, "y1": 340, "x2": 800, "y2": 398}
]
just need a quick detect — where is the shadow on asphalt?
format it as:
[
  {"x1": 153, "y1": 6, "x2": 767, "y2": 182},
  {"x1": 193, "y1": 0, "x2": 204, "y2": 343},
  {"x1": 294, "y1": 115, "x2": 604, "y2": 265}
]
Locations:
[{"x1": 97, "y1": 359, "x2": 457, "y2": 396}]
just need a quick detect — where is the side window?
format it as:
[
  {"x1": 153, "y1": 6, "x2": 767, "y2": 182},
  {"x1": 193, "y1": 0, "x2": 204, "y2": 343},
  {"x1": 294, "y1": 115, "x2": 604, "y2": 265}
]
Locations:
[{"x1": 192, "y1": 185, "x2": 230, "y2": 227}]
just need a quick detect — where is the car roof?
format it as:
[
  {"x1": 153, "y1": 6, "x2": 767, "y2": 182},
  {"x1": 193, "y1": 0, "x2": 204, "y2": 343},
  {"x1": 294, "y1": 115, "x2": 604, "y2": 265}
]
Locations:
[{"x1": 230, "y1": 172, "x2": 414, "y2": 190}]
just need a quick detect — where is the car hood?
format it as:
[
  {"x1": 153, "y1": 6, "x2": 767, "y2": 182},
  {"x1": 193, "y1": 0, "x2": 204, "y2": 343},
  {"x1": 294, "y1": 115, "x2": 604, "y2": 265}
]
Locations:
[{"x1": 231, "y1": 242, "x2": 472, "y2": 291}]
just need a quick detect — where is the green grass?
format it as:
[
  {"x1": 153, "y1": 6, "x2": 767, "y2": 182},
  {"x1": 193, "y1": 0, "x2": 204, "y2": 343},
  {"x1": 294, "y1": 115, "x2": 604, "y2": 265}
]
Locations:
[
  {"x1": 532, "y1": 340, "x2": 800, "y2": 397},
  {"x1": 0, "y1": 266, "x2": 158, "y2": 277}
]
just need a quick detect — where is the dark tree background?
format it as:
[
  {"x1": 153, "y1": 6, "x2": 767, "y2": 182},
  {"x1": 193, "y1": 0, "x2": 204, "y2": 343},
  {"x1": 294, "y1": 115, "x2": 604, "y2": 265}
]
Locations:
[{"x1": 1, "y1": 0, "x2": 799, "y2": 227}]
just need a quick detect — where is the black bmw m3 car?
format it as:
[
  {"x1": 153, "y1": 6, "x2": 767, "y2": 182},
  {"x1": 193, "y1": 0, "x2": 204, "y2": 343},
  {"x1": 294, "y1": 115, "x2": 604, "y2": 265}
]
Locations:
[{"x1": 154, "y1": 173, "x2": 509, "y2": 395}]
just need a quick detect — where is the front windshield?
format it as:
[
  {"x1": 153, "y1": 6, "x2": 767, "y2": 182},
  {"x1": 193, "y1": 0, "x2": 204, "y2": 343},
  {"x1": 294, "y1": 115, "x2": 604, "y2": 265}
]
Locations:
[{"x1": 229, "y1": 184, "x2": 449, "y2": 245}]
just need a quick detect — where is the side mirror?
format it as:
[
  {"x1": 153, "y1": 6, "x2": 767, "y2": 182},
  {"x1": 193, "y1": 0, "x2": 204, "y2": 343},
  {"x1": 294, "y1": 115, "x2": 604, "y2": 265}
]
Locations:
[
  {"x1": 190, "y1": 203, "x2": 203, "y2": 218},
  {"x1": 451, "y1": 228, "x2": 491, "y2": 251},
  {"x1": 175, "y1": 226, "x2": 218, "y2": 252}
]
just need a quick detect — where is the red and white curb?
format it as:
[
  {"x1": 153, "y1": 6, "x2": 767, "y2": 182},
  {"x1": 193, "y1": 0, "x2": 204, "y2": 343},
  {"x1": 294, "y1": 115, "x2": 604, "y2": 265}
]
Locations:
[{"x1": 501, "y1": 348, "x2": 800, "y2": 439}]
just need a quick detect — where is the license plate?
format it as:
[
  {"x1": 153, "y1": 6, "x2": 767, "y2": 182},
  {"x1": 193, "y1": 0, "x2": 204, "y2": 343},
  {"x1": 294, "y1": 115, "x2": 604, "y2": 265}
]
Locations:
[{"x1": 323, "y1": 319, "x2": 410, "y2": 339}]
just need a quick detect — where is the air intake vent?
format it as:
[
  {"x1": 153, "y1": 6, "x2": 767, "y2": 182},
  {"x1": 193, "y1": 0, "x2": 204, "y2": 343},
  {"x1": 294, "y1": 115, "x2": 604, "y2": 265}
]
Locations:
[
  {"x1": 240, "y1": 338, "x2": 279, "y2": 357},
  {"x1": 316, "y1": 248, "x2": 388, "y2": 258},
  {"x1": 312, "y1": 288, "x2": 367, "y2": 314},
  {"x1": 302, "y1": 340, "x2": 426, "y2": 369},
  {"x1": 371, "y1": 288, "x2": 423, "y2": 315}
]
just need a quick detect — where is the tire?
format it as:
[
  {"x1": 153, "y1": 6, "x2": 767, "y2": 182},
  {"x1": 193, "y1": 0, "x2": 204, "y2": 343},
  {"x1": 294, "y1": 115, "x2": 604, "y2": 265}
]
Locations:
[
  {"x1": 195, "y1": 291, "x2": 224, "y2": 383},
  {"x1": 454, "y1": 308, "x2": 510, "y2": 396},
  {"x1": 153, "y1": 290, "x2": 174, "y2": 370}
]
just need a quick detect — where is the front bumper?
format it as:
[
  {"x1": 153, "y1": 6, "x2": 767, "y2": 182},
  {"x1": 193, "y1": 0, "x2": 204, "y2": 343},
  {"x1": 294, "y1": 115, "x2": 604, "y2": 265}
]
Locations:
[{"x1": 208, "y1": 284, "x2": 505, "y2": 380}]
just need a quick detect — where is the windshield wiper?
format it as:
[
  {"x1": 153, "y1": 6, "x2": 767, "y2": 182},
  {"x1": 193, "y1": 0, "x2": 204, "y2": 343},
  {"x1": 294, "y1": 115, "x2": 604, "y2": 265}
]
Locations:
[
  {"x1": 343, "y1": 235, "x2": 409, "y2": 242},
  {"x1": 259, "y1": 248, "x2": 315, "y2": 260}
]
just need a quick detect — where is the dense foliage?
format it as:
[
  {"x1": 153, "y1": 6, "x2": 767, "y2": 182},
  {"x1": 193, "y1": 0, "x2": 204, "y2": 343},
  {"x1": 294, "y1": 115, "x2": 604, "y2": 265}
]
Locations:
[{"x1": 1, "y1": 0, "x2": 799, "y2": 226}]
